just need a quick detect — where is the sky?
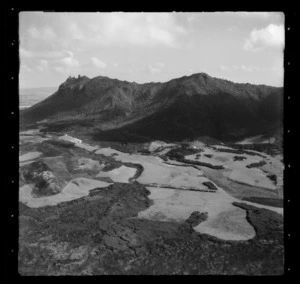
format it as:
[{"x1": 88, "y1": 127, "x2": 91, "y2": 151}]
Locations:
[{"x1": 19, "y1": 12, "x2": 285, "y2": 88}]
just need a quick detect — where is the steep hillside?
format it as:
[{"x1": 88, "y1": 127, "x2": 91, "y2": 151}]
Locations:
[{"x1": 20, "y1": 73, "x2": 283, "y2": 142}]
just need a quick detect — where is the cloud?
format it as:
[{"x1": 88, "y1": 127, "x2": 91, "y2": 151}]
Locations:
[
  {"x1": 36, "y1": 59, "x2": 49, "y2": 71},
  {"x1": 238, "y1": 12, "x2": 272, "y2": 18},
  {"x1": 272, "y1": 57, "x2": 284, "y2": 83},
  {"x1": 52, "y1": 51, "x2": 80, "y2": 74},
  {"x1": 240, "y1": 65, "x2": 260, "y2": 72},
  {"x1": 155, "y1": 62, "x2": 165, "y2": 68},
  {"x1": 228, "y1": 26, "x2": 238, "y2": 33},
  {"x1": 69, "y1": 22, "x2": 84, "y2": 40},
  {"x1": 60, "y1": 57, "x2": 80, "y2": 67},
  {"x1": 53, "y1": 66, "x2": 68, "y2": 73},
  {"x1": 20, "y1": 64, "x2": 33, "y2": 72},
  {"x1": 147, "y1": 62, "x2": 165, "y2": 74},
  {"x1": 237, "y1": 12, "x2": 284, "y2": 20},
  {"x1": 20, "y1": 47, "x2": 65, "y2": 59},
  {"x1": 148, "y1": 66, "x2": 161, "y2": 74},
  {"x1": 27, "y1": 26, "x2": 56, "y2": 41},
  {"x1": 220, "y1": 65, "x2": 260, "y2": 72},
  {"x1": 60, "y1": 53, "x2": 80, "y2": 68},
  {"x1": 85, "y1": 13, "x2": 185, "y2": 48},
  {"x1": 244, "y1": 24, "x2": 284, "y2": 51},
  {"x1": 91, "y1": 57, "x2": 107, "y2": 69}
]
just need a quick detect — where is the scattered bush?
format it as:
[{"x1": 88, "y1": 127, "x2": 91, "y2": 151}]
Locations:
[
  {"x1": 46, "y1": 139, "x2": 75, "y2": 148},
  {"x1": 185, "y1": 211, "x2": 208, "y2": 228},
  {"x1": 138, "y1": 149, "x2": 151, "y2": 155},
  {"x1": 167, "y1": 147, "x2": 200, "y2": 160},
  {"x1": 228, "y1": 143, "x2": 282, "y2": 156},
  {"x1": 202, "y1": 181, "x2": 218, "y2": 190},
  {"x1": 246, "y1": 161, "x2": 267, "y2": 168},
  {"x1": 204, "y1": 154, "x2": 212, "y2": 158},
  {"x1": 233, "y1": 156, "x2": 247, "y2": 161},
  {"x1": 180, "y1": 159, "x2": 224, "y2": 170},
  {"x1": 241, "y1": 197, "x2": 283, "y2": 208},
  {"x1": 267, "y1": 174, "x2": 277, "y2": 185}
]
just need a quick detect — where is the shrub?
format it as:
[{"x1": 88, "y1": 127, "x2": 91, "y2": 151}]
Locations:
[
  {"x1": 246, "y1": 161, "x2": 267, "y2": 168},
  {"x1": 46, "y1": 139, "x2": 75, "y2": 148},
  {"x1": 202, "y1": 181, "x2": 218, "y2": 190},
  {"x1": 233, "y1": 156, "x2": 247, "y2": 161}
]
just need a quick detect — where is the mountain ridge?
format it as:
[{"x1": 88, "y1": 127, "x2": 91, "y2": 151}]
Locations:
[{"x1": 20, "y1": 72, "x2": 283, "y2": 142}]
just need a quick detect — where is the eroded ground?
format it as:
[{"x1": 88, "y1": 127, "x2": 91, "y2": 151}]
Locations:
[{"x1": 18, "y1": 130, "x2": 284, "y2": 275}]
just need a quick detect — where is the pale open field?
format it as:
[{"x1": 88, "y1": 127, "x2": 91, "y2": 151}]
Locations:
[
  {"x1": 95, "y1": 147, "x2": 212, "y2": 191},
  {"x1": 235, "y1": 135, "x2": 275, "y2": 145},
  {"x1": 148, "y1": 141, "x2": 177, "y2": 152},
  {"x1": 137, "y1": 186, "x2": 256, "y2": 240},
  {"x1": 19, "y1": 151, "x2": 42, "y2": 162},
  {"x1": 19, "y1": 133, "x2": 283, "y2": 241},
  {"x1": 19, "y1": 178, "x2": 111, "y2": 208},
  {"x1": 97, "y1": 165, "x2": 136, "y2": 183},
  {"x1": 185, "y1": 145, "x2": 282, "y2": 190}
]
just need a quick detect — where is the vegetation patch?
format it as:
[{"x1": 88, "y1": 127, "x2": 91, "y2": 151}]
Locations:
[
  {"x1": 267, "y1": 174, "x2": 277, "y2": 185},
  {"x1": 229, "y1": 143, "x2": 282, "y2": 156},
  {"x1": 202, "y1": 181, "x2": 218, "y2": 191},
  {"x1": 36, "y1": 141, "x2": 64, "y2": 157},
  {"x1": 46, "y1": 139, "x2": 75, "y2": 148},
  {"x1": 19, "y1": 184, "x2": 284, "y2": 275},
  {"x1": 204, "y1": 154, "x2": 213, "y2": 158},
  {"x1": 21, "y1": 161, "x2": 61, "y2": 197},
  {"x1": 180, "y1": 158, "x2": 224, "y2": 170},
  {"x1": 166, "y1": 147, "x2": 200, "y2": 160},
  {"x1": 166, "y1": 147, "x2": 224, "y2": 169},
  {"x1": 184, "y1": 211, "x2": 208, "y2": 229},
  {"x1": 233, "y1": 202, "x2": 283, "y2": 242},
  {"x1": 246, "y1": 161, "x2": 267, "y2": 169},
  {"x1": 241, "y1": 197, "x2": 283, "y2": 208},
  {"x1": 233, "y1": 156, "x2": 247, "y2": 161}
]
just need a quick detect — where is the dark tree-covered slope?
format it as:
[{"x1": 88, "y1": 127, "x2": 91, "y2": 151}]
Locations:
[{"x1": 20, "y1": 73, "x2": 283, "y2": 142}]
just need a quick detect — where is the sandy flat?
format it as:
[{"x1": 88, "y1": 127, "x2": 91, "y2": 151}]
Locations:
[
  {"x1": 185, "y1": 146, "x2": 276, "y2": 191},
  {"x1": 194, "y1": 207, "x2": 255, "y2": 241},
  {"x1": 225, "y1": 168, "x2": 276, "y2": 190},
  {"x1": 78, "y1": 158, "x2": 103, "y2": 171},
  {"x1": 20, "y1": 129, "x2": 40, "y2": 135},
  {"x1": 54, "y1": 134, "x2": 283, "y2": 241},
  {"x1": 138, "y1": 186, "x2": 256, "y2": 241},
  {"x1": 97, "y1": 165, "x2": 136, "y2": 183},
  {"x1": 96, "y1": 147, "x2": 210, "y2": 189},
  {"x1": 212, "y1": 145, "x2": 235, "y2": 150},
  {"x1": 235, "y1": 135, "x2": 275, "y2": 145},
  {"x1": 76, "y1": 143, "x2": 99, "y2": 152},
  {"x1": 19, "y1": 178, "x2": 111, "y2": 208},
  {"x1": 149, "y1": 141, "x2": 176, "y2": 152},
  {"x1": 95, "y1": 147, "x2": 122, "y2": 156},
  {"x1": 19, "y1": 151, "x2": 42, "y2": 162},
  {"x1": 20, "y1": 135, "x2": 49, "y2": 144}
]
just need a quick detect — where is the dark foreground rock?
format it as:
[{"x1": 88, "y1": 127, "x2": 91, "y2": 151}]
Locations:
[{"x1": 19, "y1": 183, "x2": 284, "y2": 275}]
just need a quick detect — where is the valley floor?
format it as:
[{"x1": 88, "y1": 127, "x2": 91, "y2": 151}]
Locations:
[{"x1": 18, "y1": 129, "x2": 284, "y2": 275}]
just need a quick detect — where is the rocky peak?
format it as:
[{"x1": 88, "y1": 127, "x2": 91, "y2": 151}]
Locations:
[{"x1": 59, "y1": 75, "x2": 90, "y2": 91}]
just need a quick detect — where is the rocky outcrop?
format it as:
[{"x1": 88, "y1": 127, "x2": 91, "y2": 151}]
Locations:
[{"x1": 21, "y1": 161, "x2": 61, "y2": 196}]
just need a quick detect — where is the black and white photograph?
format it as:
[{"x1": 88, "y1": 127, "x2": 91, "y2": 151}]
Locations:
[{"x1": 13, "y1": 11, "x2": 288, "y2": 275}]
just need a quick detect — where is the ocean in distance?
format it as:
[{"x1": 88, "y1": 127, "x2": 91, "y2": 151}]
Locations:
[{"x1": 19, "y1": 87, "x2": 57, "y2": 109}]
